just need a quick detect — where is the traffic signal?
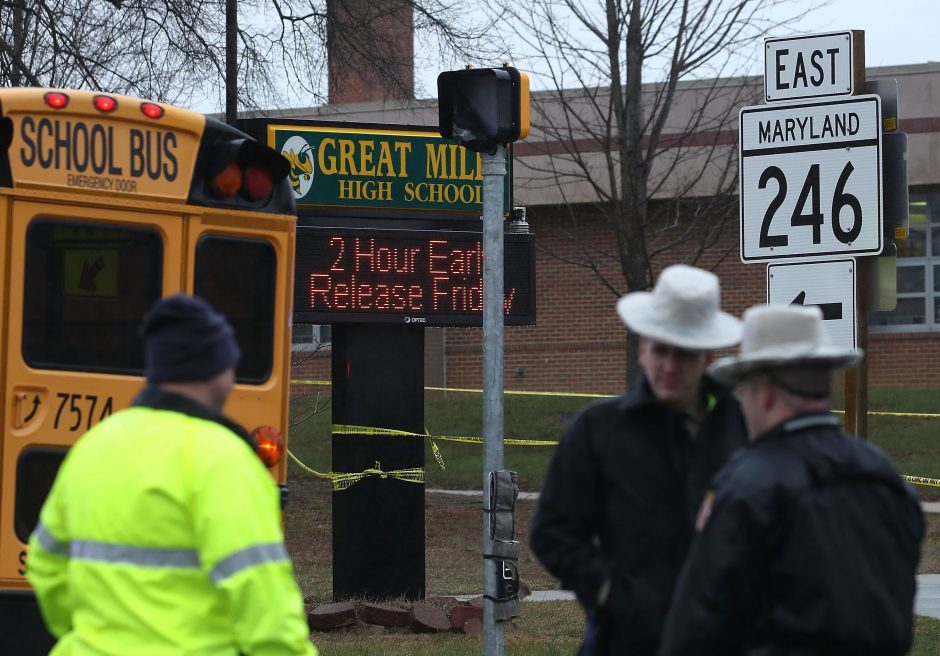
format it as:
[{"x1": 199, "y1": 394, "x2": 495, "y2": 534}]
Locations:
[{"x1": 437, "y1": 66, "x2": 530, "y2": 154}]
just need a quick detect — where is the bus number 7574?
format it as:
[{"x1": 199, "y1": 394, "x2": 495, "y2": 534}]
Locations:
[{"x1": 53, "y1": 393, "x2": 114, "y2": 432}]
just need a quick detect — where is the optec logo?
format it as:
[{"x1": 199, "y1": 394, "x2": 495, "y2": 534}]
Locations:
[
  {"x1": 281, "y1": 135, "x2": 314, "y2": 199},
  {"x1": 404, "y1": 316, "x2": 427, "y2": 324}
]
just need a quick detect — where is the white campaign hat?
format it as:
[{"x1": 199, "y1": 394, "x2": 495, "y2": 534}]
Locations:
[
  {"x1": 616, "y1": 264, "x2": 742, "y2": 351},
  {"x1": 708, "y1": 304, "x2": 863, "y2": 384}
]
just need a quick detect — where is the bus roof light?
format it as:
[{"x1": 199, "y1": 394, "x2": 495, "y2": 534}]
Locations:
[
  {"x1": 209, "y1": 162, "x2": 242, "y2": 197},
  {"x1": 93, "y1": 95, "x2": 118, "y2": 112},
  {"x1": 44, "y1": 92, "x2": 69, "y2": 109},
  {"x1": 140, "y1": 102, "x2": 165, "y2": 119},
  {"x1": 242, "y1": 165, "x2": 274, "y2": 201},
  {"x1": 251, "y1": 426, "x2": 284, "y2": 468}
]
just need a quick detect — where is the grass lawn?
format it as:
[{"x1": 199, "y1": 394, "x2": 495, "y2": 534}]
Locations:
[
  {"x1": 308, "y1": 600, "x2": 584, "y2": 655},
  {"x1": 303, "y1": 613, "x2": 940, "y2": 656},
  {"x1": 285, "y1": 384, "x2": 940, "y2": 653},
  {"x1": 288, "y1": 387, "x2": 586, "y2": 491},
  {"x1": 288, "y1": 385, "x2": 940, "y2": 493}
]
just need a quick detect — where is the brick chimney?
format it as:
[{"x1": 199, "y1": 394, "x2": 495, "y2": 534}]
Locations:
[{"x1": 327, "y1": 0, "x2": 415, "y2": 104}]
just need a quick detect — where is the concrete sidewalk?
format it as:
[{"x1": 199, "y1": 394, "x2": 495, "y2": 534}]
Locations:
[
  {"x1": 525, "y1": 578, "x2": 940, "y2": 620},
  {"x1": 916, "y1": 575, "x2": 940, "y2": 619},
  {"x1": 429, "y1": 489, "x2": 940, "y2": 515}
]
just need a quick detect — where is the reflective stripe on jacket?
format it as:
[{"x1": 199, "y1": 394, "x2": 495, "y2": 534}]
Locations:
[{"x1": 26, "y1": 388, "x2": 317, "y2": 656}]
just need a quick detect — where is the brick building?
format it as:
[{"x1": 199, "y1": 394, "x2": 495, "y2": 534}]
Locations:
[{"x1": 287, "y1": 62, "x2": 940, "y2": 393}]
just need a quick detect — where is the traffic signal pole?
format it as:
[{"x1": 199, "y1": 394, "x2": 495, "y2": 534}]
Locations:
[
  {"x1": 482, "y1": 146, "x2": 506, "y2": 656},
  {"x1": 436, "y1": 65, "x2": 528, "y2": 655}
]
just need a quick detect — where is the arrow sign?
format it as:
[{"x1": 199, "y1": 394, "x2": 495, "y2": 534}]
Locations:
[
  {"x1": 767, "y1": 259, "x2": 856, "y2": 350},
  {"x1": 23, "y1": 395, "x2": 40, "y2": 424},
  {"x1": 790, "y1": 291, "x2": 843, "y2": 321},
  {"x1": 79, "y1": 255, "x2": 105, "y2": 292}
]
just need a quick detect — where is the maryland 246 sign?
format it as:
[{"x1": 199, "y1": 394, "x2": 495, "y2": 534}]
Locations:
[{"x1": 739, "y1": 95, "x2": 883, "y2": 263}]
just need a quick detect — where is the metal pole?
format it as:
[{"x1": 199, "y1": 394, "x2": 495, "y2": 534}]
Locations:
[
  {"x1": 482, "y1": 146, "x2": 506, "y2": 656},
  {"x1": 225, "y1": 0, "x2": 238, "y2": 125},
  {"x1": 856, "y1": 258, "x2": 870, "y2": 439}
]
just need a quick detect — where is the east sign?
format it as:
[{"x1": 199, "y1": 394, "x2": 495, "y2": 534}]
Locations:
[
  {"x1": 739, "y1": 95, "x2": 883, "y2": 263},
  {"x1": 764, "y1": 31, "x2": 860, "y2": 103}
]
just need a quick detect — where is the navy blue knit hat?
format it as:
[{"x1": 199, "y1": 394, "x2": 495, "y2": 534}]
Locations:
[{"x1": 140, "y1": 294, "x2": 241, "y2": 384}]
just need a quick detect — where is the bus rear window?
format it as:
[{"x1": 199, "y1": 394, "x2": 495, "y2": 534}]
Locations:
[
  {"x1": 23, "y1": 220, "x2": 163, "y2": 374},
  {"x1": 15, "y1": 448, "x2": 67, "y2": 543},
  {"x1": 194, "y1": 236, "x2": 276, "y2": 383}
]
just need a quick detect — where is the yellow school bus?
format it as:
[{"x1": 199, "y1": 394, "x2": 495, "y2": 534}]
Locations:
[{"x1": 0, "y1": 88, "x2": 296, "y2": 651}]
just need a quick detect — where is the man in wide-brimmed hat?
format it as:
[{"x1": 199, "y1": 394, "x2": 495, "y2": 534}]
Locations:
[
  {"x1": 660, "y1": 304, "x2": 924, "y2": 656},
  {"x1": 530, "y1": 264, "x2": 748, "y2": 656}
]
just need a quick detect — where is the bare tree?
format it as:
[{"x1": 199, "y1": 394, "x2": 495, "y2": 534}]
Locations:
[
  {"x1": 0, "y1": 0, "x2": 495, "y2": 112},
  {"x1": 498, "y1": 0, "x2": 818, "y2": 378}
]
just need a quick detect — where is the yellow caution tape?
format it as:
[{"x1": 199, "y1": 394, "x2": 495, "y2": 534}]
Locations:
[
  {"x1": 834, "y1": 409, "x2": 940, "y2": 419},
  {"x1": 904, "y1": 475, "x2": 940, "y2": 488},
  {"x1": 423, "y1": 385, "x2": 610, "y2": 399},
  {"x1": 292, "y1": 380, "x2": 940, "y2": 418},
  {"x1": 330, "y1": 461, "x2": 425, "y2": 491},
  {"x1": 287, "y1": 449, "x2": 332, "y2": 481},
  {"x1": 286, "y1": 450, "x2": 424, "y2": 492},
  {"x1": 429, "y1": 432, "x2": 446, "y2": 471},
  {"x1": 291, "y1": 441, "x2": 940, "y2": 491},
  {"x1": 291, "y1": 379, "x2": 609, "y2": 399},
  {"x1": 332, "y1": 423, "x2": 559, "y2": 447},
  {"x1": 870, "y1": 411, "x2": 940, "y2": 419}
]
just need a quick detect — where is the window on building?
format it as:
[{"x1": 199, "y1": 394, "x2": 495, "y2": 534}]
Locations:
[
  {"x1": 870, "y1": 189, "x2": 938, "y2": 330},
  {"x1": 292, "y1": 324, "x2": 331, "y2": 351}
]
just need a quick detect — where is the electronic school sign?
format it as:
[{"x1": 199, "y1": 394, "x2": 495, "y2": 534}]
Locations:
[
  {"x1": 739, "y1": 94, "x2": 883, "y2": 262},
  {"x1": 293, "y1": 226, "x2": 536, "y2": 326},
  {"x1": 262, "y1": 122, "x2": 511, "y2": 218}
]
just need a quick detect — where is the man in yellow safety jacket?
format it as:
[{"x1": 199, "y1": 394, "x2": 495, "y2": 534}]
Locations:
[{"x1": 26, "y1": 294, "x2": 317, "y2": 655}]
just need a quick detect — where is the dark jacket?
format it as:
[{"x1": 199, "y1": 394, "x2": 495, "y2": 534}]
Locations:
[
  {"x1": 530, "y1": 375, "x2": 747, "y2": 655},
  {"x1": 659, "y1": 413, "x2": 925, "y2": 656}
]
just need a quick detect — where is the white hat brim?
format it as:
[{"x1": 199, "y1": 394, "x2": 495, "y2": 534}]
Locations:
[
  {"x1": 616, "y1": 292, "x2": 742, "y2": 351},
  {"x1": 708, "y1": 347, "x2": 863, "y2": 385}
]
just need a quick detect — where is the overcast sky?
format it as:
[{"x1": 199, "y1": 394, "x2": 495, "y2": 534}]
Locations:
[
  {"x1": 411, "y1": 0, "x2": 938, "y2": 99},
  {"x1": 198, "y1": 0, "x2": 936, "y2": 113},
  {"x1": 783, "y1": 0, "x2": 937, "y2": 69}
]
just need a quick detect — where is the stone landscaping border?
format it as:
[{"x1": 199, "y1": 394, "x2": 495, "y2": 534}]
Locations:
[{"x1": 305, "y1": 596, "x2": 488, "y2": 635}]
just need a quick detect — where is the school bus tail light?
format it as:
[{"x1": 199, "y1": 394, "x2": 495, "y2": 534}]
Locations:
[
  {"x1": 251, "y1": 425, "x2": 284, "y2": 468},
  {"x1": 43, "y1": 92, "x2": 69, "y2": 109},
  {"x1": 188, "y1": 118, "x2": 293, "y2": 213},
  {"x1": 140, "y1": 102, "x2": 165, "y2": 119},
  {"x1": 242, "y1": 165, "x2": 274, "y2": 201},
  {"x1": 205, "y1": 143, "x2": 284, "y2": 202},
  {"x1": 209, "y1": 162, "x2": 243, "y2": 198},
  {"x1": 93, "y1": 95, "x2": 118, "y2": 113}
]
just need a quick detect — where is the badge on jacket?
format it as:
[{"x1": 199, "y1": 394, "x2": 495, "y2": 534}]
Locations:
[{"x1": 695, "y1": 490, "x2": 716, "y2": 531}]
